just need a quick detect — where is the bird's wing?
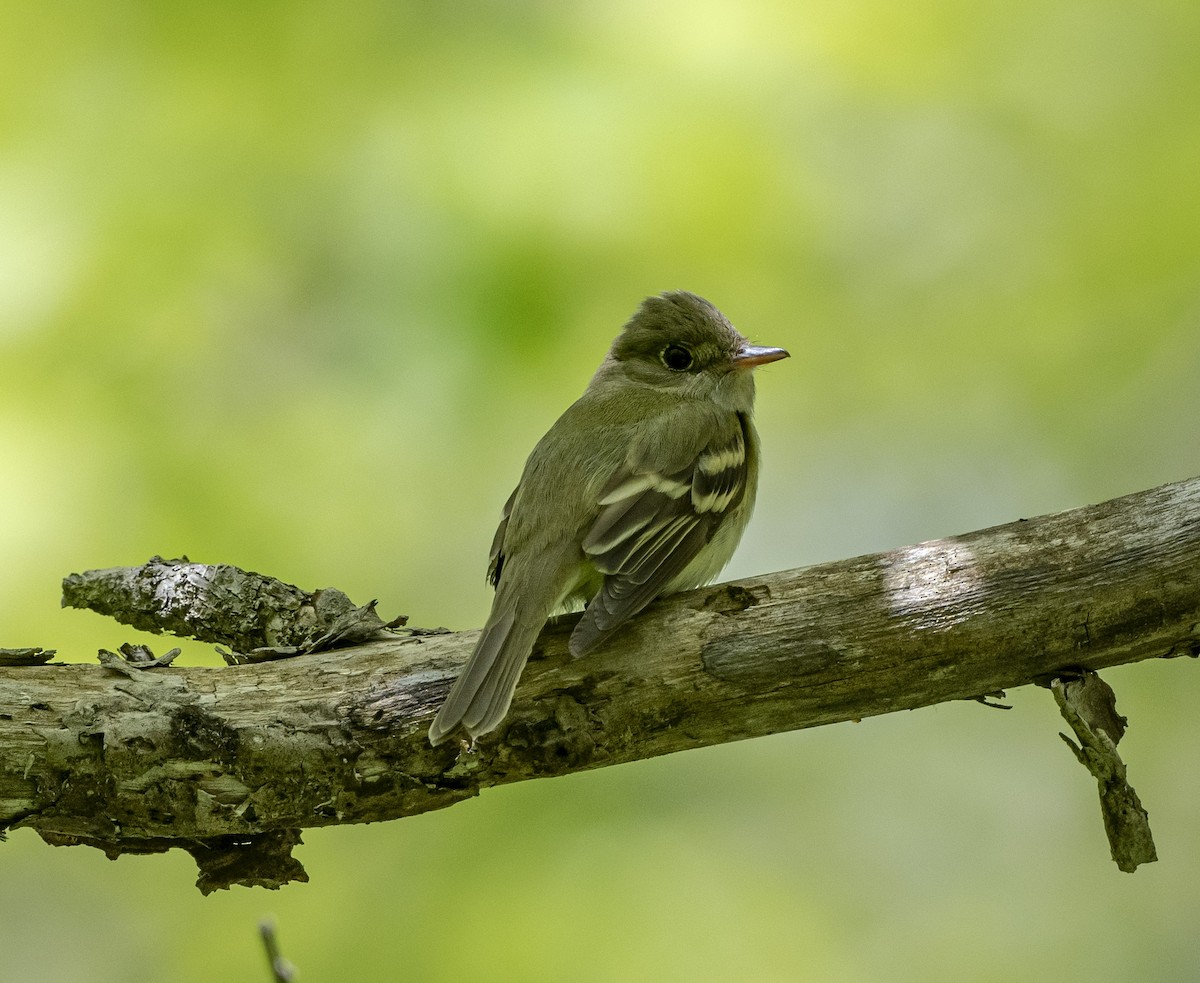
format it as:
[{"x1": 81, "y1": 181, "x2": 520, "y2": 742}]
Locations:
[
  {"x1": 486, "y1": 485, "x2": 518, "y2": 588},
  {"x1": 571, "y1": 413, "x2": 749, "y2": 656}
]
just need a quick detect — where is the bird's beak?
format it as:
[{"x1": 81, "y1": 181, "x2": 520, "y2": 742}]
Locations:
[{"x1": 733, "y1": 344, "x2": 790, "y2": 369}]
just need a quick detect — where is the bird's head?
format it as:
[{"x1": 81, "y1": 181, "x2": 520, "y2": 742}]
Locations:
[{"x1": 598, "y1": 291, "x2": 789, "y2": 409}]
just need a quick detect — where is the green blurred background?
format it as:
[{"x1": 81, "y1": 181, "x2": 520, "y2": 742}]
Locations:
[{"x1": 3, "y1": 1, "x2": 1200, "y2": 980}]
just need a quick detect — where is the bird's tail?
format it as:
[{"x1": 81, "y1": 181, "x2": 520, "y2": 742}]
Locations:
[{"x1": 428, "y1": 600, "x2": 547, "y2": 745}]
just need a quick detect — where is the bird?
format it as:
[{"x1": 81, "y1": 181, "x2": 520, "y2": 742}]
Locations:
[{"x1": 428, "y1": 290, "x2": 788, "y2": 745}]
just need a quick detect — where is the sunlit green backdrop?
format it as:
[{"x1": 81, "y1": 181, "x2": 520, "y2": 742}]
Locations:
[{"x1": 3, "y1": 2, "x2": 1200, "y2": 980}]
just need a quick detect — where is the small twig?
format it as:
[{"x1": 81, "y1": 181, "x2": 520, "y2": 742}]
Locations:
[
  {"x1": 1050, "y1": 671, "x2": 1157, "y2": 872},
  {"x1": 62, "y1": 555, "x2": 407, "y2": 662},
  {"x1": 259, "y1": 918, "x2": 297, "y2": 983},
  {"x1": 97, "y1": 643, "x2": 182, "y2": 674},
  {"x1": 0, "y1": 647, "x2": 56, "y2": 666}
]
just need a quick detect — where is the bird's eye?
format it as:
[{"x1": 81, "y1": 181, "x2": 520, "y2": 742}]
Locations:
[{"x1": 661, "y1": 344, "x2": 694, "y2": 371}]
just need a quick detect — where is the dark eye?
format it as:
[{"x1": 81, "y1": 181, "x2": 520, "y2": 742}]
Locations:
[{"x1": 661, "y1": 344, "x2": 694, "y2": 371}]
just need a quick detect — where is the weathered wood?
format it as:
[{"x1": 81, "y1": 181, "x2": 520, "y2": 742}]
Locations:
[
  {"x1": 61, "y1": 557, "x2": 407, "y2": 664},
  {"x1": 2, "y1": 475, "x2": 1198, "y2": 891},
  {"x1": 1051, "y1": 672, "x2": 1156, "y2": 871}
]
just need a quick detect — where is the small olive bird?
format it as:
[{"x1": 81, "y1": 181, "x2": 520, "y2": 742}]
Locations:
[{"x1": 429, "y1": 291, "x2": 788, "y2": 745}]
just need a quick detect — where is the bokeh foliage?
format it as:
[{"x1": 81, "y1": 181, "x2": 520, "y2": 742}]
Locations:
[{"x1": 2, "y1": 1, "x2": 1199, "y2": 980}]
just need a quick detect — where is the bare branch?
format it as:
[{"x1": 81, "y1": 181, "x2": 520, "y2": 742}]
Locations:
[{"x1": 3, "y1": 475, "x2": 1199, "y2": 891}]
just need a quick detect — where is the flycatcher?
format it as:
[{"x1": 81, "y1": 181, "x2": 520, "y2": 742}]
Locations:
[{"x1": 429, "y1": 291, "x2": 788, "y2": 745}]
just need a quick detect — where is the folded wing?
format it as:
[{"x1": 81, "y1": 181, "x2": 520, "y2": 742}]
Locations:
[{"x1": 570, "y1": 415, "x2": 749, "y2": 656}]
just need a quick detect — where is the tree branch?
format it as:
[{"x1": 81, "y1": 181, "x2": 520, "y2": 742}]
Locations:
[{"x1": 3, "y1": 476, "x2": 1198, "y2": 891}]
